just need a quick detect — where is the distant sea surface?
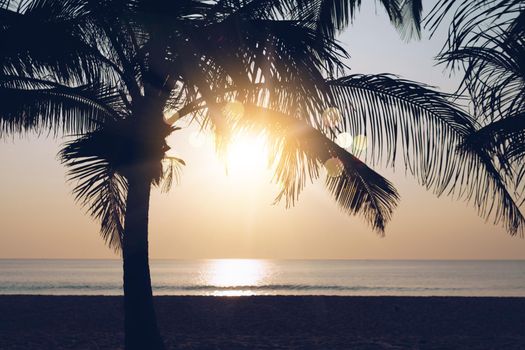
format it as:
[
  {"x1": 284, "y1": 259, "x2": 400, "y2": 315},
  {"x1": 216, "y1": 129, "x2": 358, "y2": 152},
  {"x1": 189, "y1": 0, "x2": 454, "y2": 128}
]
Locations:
[{"x1": 1, "y1": 259, "x2": 524, "y2": 296}]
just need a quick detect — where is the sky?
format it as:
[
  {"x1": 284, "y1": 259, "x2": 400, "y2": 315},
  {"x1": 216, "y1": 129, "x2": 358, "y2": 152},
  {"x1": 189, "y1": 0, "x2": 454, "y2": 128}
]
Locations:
[{"x1": 1, "y1": 1, "x2": 524, "y2": 259}]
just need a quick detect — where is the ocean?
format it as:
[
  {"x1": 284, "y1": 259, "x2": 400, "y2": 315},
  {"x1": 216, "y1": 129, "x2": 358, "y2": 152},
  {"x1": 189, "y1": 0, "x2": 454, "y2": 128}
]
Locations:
[{"x1": 1, "y1": 259, "x2": 524, "y2": 296}]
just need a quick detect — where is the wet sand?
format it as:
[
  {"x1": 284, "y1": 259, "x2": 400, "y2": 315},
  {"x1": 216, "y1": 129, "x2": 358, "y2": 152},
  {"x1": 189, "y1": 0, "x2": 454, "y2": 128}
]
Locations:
[{"x1": 1, "y1": 295, "x2": 524, "y2": 349}]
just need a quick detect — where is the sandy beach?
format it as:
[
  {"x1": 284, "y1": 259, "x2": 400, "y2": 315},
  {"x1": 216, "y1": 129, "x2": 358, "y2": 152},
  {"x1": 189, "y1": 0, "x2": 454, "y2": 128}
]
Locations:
[{"x1": 0, "y1": 295, "x2": 524, "y2": 349}]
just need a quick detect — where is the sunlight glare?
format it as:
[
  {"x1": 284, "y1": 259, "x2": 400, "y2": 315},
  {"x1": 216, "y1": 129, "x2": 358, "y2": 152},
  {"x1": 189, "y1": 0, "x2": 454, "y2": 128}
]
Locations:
[
  {"x1": 226, "y1": 132, "x2": 269, "y2": 176},
  {"x1": 189, "y1": 131, "x2": 208, "y2": 148},
  {"x1": 205, "y1": 259, "x2": 266, "y2": 296},
  {"x1": 222, "y1": 101, "x2": 245, "y2": 122},
  {"x1": 336, "y1": 132, "x2": 353, "y2": 149}
]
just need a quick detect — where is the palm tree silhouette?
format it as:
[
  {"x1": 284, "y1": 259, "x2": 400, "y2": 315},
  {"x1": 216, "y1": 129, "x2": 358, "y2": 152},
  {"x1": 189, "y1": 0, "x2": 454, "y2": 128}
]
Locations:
[
  {"x1": 1, "y1": 0, "x2": 523, "y2": 348},
  {"x1": 427, "y1": 0, "x2": 525, "y2": 235}
]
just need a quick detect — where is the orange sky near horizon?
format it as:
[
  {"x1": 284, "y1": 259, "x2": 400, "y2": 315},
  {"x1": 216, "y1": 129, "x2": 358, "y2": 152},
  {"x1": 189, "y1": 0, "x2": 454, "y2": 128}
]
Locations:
[{"x1": 1, "y1": 2, "x2": 524, "y2": 260}]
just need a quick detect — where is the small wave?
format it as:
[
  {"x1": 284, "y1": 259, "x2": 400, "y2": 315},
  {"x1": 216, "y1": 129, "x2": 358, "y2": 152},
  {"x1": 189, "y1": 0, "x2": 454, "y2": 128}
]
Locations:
[
  {"x1": 162, "y1": 284, "x2": 489, "y2": 292},
  {"x1": 3, "y1": 282, "x2": 519, "y2": 293}
]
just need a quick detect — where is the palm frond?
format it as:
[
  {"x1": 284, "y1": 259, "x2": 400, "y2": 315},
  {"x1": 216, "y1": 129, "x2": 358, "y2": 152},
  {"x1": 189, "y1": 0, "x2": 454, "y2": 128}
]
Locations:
[
  {"x1": 0, "y1": 0, "x2": 116, "y2": 85},
  {"x1": 289, "y1": 0, "x2": 423, "y2": 40},
  {"x1": 209, "y1": 0, "x2": 293, "y2": 19},
  {"x1": 464, "y1": 112, "x2": 525, "y2": 159},
  {"x1": 159, "y1": 156, "x2": 185, "y2": 193},
  {"x1": 425, "y1": 0, "x2": 524, "y2": 120},
  {"x1": 0, "y1": 78, "x2": 125, "y2": 137},
  {"x1": 327, "y1": 74, "x2": 525, "y2": 235},
  {"x1": 457, "y1": 139, "x2": 525, "y2": 236},
  {"x1": 461, "y1": 111, "x2": 525, "y2": 208},
  {"x1": 424, "y1": 1, "x2": 525, "y2": 227},
  {"x1": 437, "y1": 25, "x2": 524, "y2": 121},
  {"x1": 426, "y1": 0, "x2": 523, "y2": 44},
  {"x1": 168, "y1": 16, "x2": 348, "y2": 99},
  {"x1": 60, "y1": 132, "x2": 128, "y2": 252}
]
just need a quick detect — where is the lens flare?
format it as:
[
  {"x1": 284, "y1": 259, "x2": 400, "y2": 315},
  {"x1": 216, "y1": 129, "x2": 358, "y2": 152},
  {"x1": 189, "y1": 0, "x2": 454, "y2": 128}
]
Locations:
[
  {"x1": 324, "y1": 157, "x2": 344, "y2": 177},
  {"x1": 353, "y1": 134, "x2": 368, "y2": 151},
  {"x1": 336, "y1": 132, "x2": 353, "y2": 149}
]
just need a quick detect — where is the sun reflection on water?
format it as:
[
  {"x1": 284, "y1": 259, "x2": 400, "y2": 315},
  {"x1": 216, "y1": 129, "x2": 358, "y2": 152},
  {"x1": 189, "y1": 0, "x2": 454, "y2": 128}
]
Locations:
[{"x1": 203, "y1": 259, "x2": 267, "y2": 296}]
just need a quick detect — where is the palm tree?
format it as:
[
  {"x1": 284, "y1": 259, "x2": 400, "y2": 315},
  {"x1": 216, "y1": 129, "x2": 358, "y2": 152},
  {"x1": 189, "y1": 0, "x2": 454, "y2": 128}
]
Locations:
[
  {"x1": 1, "y1": 0, "x2": 523, "y2": 348},
  {"x1": 426, "y1": 0, "x2": 525, "y2": 227}
]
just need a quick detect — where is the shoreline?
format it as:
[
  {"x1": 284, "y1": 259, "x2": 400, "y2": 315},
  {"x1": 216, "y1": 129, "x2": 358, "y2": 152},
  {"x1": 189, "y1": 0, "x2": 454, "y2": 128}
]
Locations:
[
  {"x1": 1, "y1": 295, "x2": 525, "y2": 349},
  {"x1": 3, "y1": 293, "x2": 525, "y2": 296}
]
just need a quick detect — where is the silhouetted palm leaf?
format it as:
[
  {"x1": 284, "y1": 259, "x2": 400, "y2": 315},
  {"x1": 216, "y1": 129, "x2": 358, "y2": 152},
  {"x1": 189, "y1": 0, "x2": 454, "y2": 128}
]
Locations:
[
  {"x1": 160, "y1": 156, "x2": 185, "y2": 193},
  {"x1": 60, "y1": 131, "x2": 128, "y2": 251},
  {"x1": 426, "y1": 0, "x2": 524, "y2": 122},
  {"x1": 425, "y1": 0, "x2": 525, "y2": 234},
  {"x1": 281, "y1": 0, "x2": 423, "y2": 40},
  {"x1": 0, "y1": 0, "x2": 118, "y2": 84},
  {"x1": 0, "y1": 77, "x2": 125, "y2": 136},
  {"x1": 328, "y1": 74, "x2": 524, "y2": 236}
]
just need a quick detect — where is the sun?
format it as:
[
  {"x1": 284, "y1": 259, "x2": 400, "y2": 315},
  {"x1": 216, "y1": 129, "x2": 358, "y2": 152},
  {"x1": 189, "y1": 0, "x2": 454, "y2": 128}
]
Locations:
[{"x1": 225, "y1": 132, "x2": 269, "y2": 177}]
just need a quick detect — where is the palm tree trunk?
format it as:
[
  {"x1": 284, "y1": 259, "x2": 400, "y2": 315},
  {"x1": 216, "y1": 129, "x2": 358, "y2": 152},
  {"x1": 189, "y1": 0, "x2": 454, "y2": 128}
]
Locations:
[{"x1": 122, "y1": 169, "x2": 164, "y2": 350}]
